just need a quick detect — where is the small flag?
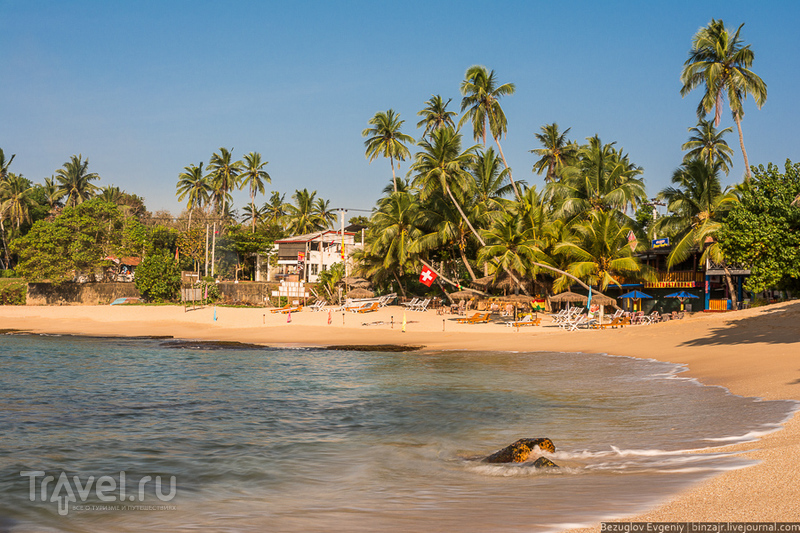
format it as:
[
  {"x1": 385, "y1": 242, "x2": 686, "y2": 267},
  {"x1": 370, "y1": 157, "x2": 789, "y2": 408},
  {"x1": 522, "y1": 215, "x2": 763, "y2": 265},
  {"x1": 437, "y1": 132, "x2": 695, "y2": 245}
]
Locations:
[
  {"x1": 586, "y1": 287, "x2": 592, "y2": 310},
  {"x1": 327, "y1": 309, "x2": 332, "y2": 325},
  {"x1": 175, "y1": 248, "x2": 179, "y2": 261},
  {"x1": 627, "y1": 230, "x2": 638, "y2": 252},
  {"x1": 419, "y1": 266, "x2": 437, "y2": 287},
  {"x1": 402, "y1": 312, "x2": 407, "y2": 332},
  {"x1": 213, "y1": 307, "x2": 217, "y2": 321},
  {"x1": 287, "y1": 311, "x2": 292, "y2": 323}
]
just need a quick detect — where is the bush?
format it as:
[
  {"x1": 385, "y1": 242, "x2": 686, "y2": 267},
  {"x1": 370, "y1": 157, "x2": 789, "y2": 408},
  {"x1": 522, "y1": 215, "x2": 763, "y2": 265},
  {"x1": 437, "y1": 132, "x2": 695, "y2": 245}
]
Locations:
[
  {"x1": 0, "y1": 280, "x2": 26, "y2": 305},
  {"x1": 134, "y1": 252, "x2": 181, "y2": 302}
]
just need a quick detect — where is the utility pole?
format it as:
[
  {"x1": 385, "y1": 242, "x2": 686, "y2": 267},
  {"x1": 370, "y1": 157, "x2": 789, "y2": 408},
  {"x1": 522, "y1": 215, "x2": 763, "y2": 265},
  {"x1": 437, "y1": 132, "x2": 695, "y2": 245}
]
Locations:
[
  {"x1": 211, "y1": 222, "x2": 217, "y2": 278},
  {"x1": 204, "y1": 223, "x2": 209, "y2": 277}
]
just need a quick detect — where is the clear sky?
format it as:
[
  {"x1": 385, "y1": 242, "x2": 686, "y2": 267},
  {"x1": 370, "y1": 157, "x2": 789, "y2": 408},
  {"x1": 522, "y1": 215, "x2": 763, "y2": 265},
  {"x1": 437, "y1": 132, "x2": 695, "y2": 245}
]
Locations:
[{"x1": 2, "y1": 0, "x2": 798, "y2": 216}]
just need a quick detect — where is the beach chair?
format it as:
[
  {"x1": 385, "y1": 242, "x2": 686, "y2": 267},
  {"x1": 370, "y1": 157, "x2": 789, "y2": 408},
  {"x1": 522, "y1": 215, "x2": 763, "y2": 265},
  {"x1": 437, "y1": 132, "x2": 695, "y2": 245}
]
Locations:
[
  {"x1": 308, "y1": 300, "x2": 327, "y2": 312},
  {"x1": 457, "y1": 312, "x2": 491, "y2": 324},
  {"x1": 505, "y1": 315, "x2": 541, "y2": 328},
  {"x1": 412, "y1": 298, "x2": 431, "y2": 312},
  {"x1": 562, "y1": 313, "x2": 588, "y2": 331},
  {"x1": 401, "y1": 297, "x2": 420, "y2": 309},
  {"x1": 378, "y1": 293, "x2": 397, "y2": 307},
  {"x1": 643, "y1": 311, "x2": 661, "y2": 324},
  {"x1": 598, "y1": 316, "x2": 626, "y2": 329},
  {"x1": 270, "y1": 304, "x2": 291, "y2": 314},
  {"x1": 280, "y1": 304, "x2": 303, "y2": 314},
  {"x1": 355, "y1": 302, "x2": 380, "y2": 313}
]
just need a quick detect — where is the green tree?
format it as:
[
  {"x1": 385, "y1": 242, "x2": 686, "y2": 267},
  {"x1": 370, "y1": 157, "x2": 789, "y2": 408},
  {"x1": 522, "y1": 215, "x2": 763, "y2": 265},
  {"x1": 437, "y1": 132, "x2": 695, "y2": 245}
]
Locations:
[
  {"x1": 416, "y1": 95, "x2": 457, "y2": 139},
  {"x1": 362, "y1": 109, "x2": 415, "y2": 193},
  {"x1": 176, "y1": 161, "x2": 210, "y2": 230},
  {"x1": 239, "y1": 152, "x2": 272, "y2": 232},
  {"x1": 317, "y1": 261, "x2": 345, "y2": 302},
  {"x1": 554, "y1": 210, "x2": 647, "y2": 291},
  {"x1": 680, "y1": 19, "x2": 767, "y2": 181},
  {"x1": 478, "y1": 212, "x2": 544, "y2": 295},
  {"x1": 719, "y1": 160, "x2": 800, "y2": 293},
  {"x1": 530, "y1": 123, "x2": 579, "y2": 183},
  {"x1": 458, "y1": 65, "x2": 519, "y2": 198},
  {"x1": 263, "y1": 191, "x2": 290, "y2": 230},
  {"x1": 1, "y1": 173, "x2": 37, "y2": 231},
  {"x1": 206, "y1": 148, "x2": 243, "y2": 216},
  {"x1": 134, "y1": 251, "x2": 181, "y2": 302},
  {"x1": 55, "y1": 154, "x2": 100, "y2": 207},
  {"x1": 681, "y1": 119, "x2": 735, "y2": 174},
  {"x1": 285, "y1": 189, "x2": 327, "y2": 235}
]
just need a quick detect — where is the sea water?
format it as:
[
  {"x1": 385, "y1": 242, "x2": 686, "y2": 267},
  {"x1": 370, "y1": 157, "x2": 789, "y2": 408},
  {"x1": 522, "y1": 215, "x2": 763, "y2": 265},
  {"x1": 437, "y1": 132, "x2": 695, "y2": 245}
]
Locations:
[{"x1": 0, "y1": 334, "x2": 794, "y2": 532}]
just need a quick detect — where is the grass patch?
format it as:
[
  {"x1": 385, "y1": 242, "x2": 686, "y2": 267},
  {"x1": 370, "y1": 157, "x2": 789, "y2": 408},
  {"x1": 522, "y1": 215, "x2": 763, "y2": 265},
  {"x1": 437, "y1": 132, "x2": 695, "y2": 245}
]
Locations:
[{"x1": 0, "y1": 278, "x2": 26, "y2": 305}]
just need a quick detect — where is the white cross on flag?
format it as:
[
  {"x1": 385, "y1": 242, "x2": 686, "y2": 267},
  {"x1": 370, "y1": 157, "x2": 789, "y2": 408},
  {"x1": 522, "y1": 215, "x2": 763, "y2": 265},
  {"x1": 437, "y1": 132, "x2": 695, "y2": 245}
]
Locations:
[{"x1": 419, "y1": 266, "x2": 437, "y2": 287}]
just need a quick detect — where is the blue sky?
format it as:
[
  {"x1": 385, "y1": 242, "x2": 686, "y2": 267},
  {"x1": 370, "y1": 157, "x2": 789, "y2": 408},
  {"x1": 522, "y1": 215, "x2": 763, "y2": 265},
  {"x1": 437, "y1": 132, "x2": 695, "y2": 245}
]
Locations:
[{"x1": 2, "y1": 0, "x2": 799, "y2": 216}]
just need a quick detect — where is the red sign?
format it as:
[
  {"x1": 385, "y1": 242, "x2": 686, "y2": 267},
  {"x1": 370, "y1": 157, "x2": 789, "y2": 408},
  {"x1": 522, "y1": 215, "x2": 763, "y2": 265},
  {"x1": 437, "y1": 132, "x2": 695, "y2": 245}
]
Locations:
[
  {"x1": 419, "y1": 266, "x2": 437, "y2": 287},
  {"x1": 297, "y1": 252, "x2": 305, "y2": 263}
]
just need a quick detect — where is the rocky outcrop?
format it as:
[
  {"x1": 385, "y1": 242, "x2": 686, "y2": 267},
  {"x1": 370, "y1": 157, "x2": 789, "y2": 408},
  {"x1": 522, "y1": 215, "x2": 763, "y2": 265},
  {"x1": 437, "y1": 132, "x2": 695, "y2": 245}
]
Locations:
[{"x1": 484, "y1": 438, "x2": 558, "y2": 467}]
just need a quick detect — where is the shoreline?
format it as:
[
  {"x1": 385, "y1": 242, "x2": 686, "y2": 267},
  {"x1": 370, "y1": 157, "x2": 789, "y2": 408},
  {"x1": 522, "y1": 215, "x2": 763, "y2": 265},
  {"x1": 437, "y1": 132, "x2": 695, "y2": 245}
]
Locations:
[{"x1": 2, "y1": 301, "x2": 799, "y2": 523}]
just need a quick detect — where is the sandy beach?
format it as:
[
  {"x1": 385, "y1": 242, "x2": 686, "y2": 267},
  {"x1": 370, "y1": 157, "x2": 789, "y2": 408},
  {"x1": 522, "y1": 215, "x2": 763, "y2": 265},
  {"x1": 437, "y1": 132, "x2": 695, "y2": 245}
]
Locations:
[{"x1": 2, "y1": 301, "x2": 799, "y2": 523}]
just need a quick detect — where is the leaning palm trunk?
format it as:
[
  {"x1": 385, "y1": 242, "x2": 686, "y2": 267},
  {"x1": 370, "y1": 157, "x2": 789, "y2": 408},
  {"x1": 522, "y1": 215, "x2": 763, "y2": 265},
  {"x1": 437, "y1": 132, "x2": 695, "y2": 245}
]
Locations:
[
  {"x1": 458, "y1": 245, "x2": 478, "y2": 282},
  {"x1": 722, "y1": 264, "x2": 739, "y2": 310},
  {"x1": 392, "y1": 271, "x2": 407, "y2": 299},
  {"x1": 733, "y1": 112, "x2": 751, "y2": 182},
  {"x1": 493, "y1": 136, "x2": 520, "y2": 200},
  {"x1": 0, "y1": 217, "x2": 9, "y2": 269}
]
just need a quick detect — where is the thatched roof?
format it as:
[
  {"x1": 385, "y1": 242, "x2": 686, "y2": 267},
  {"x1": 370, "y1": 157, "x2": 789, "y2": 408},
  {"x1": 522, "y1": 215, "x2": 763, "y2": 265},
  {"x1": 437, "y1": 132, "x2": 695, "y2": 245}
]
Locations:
[
  {"x1": 548, "y1": 291, "x2": 588, "y2": 303},
  {"x1": 340, "y1": 277, "x2": 372, "y2": 288},
  {"x1": 448, "y1": 290, "x2": 479, "y2": 300},
  {"x1": 346, "y1": 288, "x2": 375, "y2": 299}
]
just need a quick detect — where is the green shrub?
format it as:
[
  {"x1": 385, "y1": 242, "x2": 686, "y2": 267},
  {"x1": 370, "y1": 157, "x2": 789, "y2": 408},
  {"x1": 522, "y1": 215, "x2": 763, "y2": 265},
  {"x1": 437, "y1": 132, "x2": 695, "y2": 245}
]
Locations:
[
  {"x1": 134, "y1": 252, "x2": 181, "y2": 302},
  {"x1": 0, "y1": 280, "x2": 26, "y2": 305}
]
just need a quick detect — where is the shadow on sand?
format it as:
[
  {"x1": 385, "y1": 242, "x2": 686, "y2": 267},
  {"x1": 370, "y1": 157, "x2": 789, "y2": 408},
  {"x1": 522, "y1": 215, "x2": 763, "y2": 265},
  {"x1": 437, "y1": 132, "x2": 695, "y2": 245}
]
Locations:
[{"x1": 680, "y1": 301, "x2": 800, "y2": 347}]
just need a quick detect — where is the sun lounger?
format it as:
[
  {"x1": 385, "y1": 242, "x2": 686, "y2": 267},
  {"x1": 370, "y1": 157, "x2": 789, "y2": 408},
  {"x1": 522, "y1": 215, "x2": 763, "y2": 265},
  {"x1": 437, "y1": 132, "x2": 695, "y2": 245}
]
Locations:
[
  {"x1": 280, "y1": 305, "x2": 302, "y2": 314},
  {"x1": 505, "y1": 315, "x2": 541, "y2": 328},
  {"x1": 378, "y1": 293, "x2": 397, "y2": 307},
  {"x1": 598, "y1": 316, "x2": 626, "y2": 329},
  {"x1": 562, "y1": 313, "x2": 588, "y2": 331},
  {"x1": 270, "y1": 304, "x2": 291, "y2": 313},
  {"x1": 411, "y1": 298, "x2": 431, "y2": 312},
  {"x1": 401, "y1": 297, "x2": 420, "y2": 309},
  {"x1": 354, "y1": 302, "x2": 379, "y2": 313},
  {"x1": 308, "y1": 300, "x2": 327, "y2": 312},
  {"x1": 457, "y1": 312, "x2": 490, "y2": 324}
]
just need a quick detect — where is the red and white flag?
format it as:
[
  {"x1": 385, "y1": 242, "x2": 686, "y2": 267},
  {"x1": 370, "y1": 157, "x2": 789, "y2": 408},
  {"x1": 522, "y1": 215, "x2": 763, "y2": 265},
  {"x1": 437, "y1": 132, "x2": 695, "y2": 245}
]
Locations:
[
  {"x1": 627, "y1": 230, "x2": 638, "y2": 252},
  {"x1": 419, "y1": 265, "x2": 437, "y2": 287}
]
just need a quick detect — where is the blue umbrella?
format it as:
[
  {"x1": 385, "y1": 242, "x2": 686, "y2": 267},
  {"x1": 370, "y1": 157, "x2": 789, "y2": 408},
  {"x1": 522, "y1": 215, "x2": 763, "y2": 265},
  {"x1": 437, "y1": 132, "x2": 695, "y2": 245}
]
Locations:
[
  {"x1": 618, "y1": 290, "x2": 653, "y2": 300},
  {"x1": 664, "y1": 290, "x2": 699, "y2": 310},
  {"x1": 664, "y1": 291, "x2": 699, "y2": 299}
]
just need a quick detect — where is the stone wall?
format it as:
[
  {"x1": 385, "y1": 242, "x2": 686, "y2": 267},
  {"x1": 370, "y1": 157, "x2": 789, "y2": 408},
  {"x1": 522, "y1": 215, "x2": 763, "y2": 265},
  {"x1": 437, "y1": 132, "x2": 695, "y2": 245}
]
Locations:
[
  {"x1": 26, "y1": 282, "x2": 141, "y2": 306},
  {"x1": 216, "y1": 281, "x2": 318, "y2": 305}
]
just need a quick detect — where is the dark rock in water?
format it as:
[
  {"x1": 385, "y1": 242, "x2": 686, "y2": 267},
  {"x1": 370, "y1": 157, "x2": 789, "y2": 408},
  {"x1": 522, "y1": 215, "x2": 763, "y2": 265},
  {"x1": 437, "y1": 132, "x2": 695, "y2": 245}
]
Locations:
[
  {"x1": 484, "y1": 438, "x2": 556, "y2": 463},
  {"x1": 325, "y1": 344, "x2": 423, "y2": 352},
  {"x1": 160, "y1": 340, "x2": 265, "y2": 350},
  {"x1": 532, "y1": 457, "x2": 559, "y2": 468}
]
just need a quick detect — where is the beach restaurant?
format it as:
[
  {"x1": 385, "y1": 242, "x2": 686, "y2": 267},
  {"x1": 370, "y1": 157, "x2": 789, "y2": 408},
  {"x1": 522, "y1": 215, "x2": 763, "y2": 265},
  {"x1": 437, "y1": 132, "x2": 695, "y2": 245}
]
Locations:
[{"x1": 270, "y1": 230, "x2": 360, "y2": 283}]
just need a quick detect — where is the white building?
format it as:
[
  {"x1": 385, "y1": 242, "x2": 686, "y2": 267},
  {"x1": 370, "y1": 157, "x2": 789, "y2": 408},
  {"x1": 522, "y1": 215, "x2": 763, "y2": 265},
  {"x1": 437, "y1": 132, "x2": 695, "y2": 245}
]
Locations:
[{"x1": 267, "y1": 230, "x2": 361, "y2": 283}]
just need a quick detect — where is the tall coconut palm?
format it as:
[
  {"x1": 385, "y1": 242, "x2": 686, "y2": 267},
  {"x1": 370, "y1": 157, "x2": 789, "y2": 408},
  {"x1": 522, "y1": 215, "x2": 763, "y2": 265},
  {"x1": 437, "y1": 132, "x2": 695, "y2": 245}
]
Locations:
[
  {"x1": 554, "y1": 210, "x2": 647, "y2": 292},
  {"x1": 241, "y1": 204, "x2": 265, "y2": 229},
  {"x1": 0, "y1": 173, "x2": 37, "y2": 231},
  {"x1": 458, "y1": 65, "x2": 519, "y2": 198},
  {"x1": 100, "y1": 186, "x2": 124, "y2": 204},
  {"x1": 416, "y1": 95, "x2": 457, "y2": 139},
  {"x1": 176, "y1": 162, "x2": 211, "y2": 230},
  {"x1": 312, "y1": 197, "x2": 336, "y2": 229},
  {"x1": 42, "y1": 176, "x2": 63, "y2": 209},
  {"x1": 0, "y1": 149, "x2": 14, "y2": 180},
  {"x1": 655, "y1": 159, "x2": 740, "y2": 306},
  {"x1": 478, "y1": 212, "x2": 546, "y2": 295},
  {"x1": 680, "y1": 19, "x2": 767, "y2": 181},
  {"x1": 285, "y1": 189, "x2": 326, "y2": 235},
  {"x1": 530, "y1": 123, "x2": 579, "y2": 183},
  {"x1": 263, "y1": 191, "x2": 290, "y2": 229},
  {"x1": 206, "y1": 148, "x2": 242, "y2": 216},
  {"x1": 549, "y1": 136, "x2": 646, "y2": 221},
  {"x1": 363, "y1": 190, "x2": 424, "y2": 296},
  {"x1": 55, "y1": 154, "x2": 100, "y2": 207},
  {"x1": 362, "y1": 109, "x2": 415, "y2": 193},
  {"x1": 410, "y1": 127, "x2": 482, "y2": 245},
  {"x1": 681, "y1": 119, "x2": 735, "y2": 174},
  {"x1": 239, "y1": 152, "x2": 271, "y2": 232}
]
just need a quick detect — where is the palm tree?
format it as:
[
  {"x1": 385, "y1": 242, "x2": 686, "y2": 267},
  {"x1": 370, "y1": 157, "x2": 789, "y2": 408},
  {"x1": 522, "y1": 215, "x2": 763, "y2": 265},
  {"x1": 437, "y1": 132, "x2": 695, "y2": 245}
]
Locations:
[
  {"x1": 42, "y1": 176, "x2": 63, "y2": 209},
  {"x1": 241, "y1": 203, "x2": 265, "y2": 229},
  {"x1": 458, "y1": 65, "x2": 519, "y2": 198},
  {"x1": 478, "y1": 212, "x2": 545, "y2": 295},
  {"x1": 680, "y1": 19, "x2": 767, "y2": 181},
  {"x1": 0, "y1": 148, "x2": 15, "y2": 180},
  {"x1": 554, "y1": 210, "x2": 647, "y2": 292},
  {"x1": 176, "y1": 162, "x2": 211, "y2": 230},
  {"x1": 410, "y1": 127, "x2": 482, "y2": 245},
  {"x1": 263, "y1": 191, "x2": 290, "y2": 229},
  {"x1": 548, "y1": 136, "x2": 645, "y2": 221},
  {"x1": 416, "y1": 95, "x2": 457, "y2": 139},
  {"x1": 55, "y1": 154, "x2": 100, "y2": 207},
  {"x1": 0, "y1": 173, "x2": 37, "y2": 230},
  {"x1": 239, "y1": 152, "x2": 272, "y2": 232},
  {"x1": 362, "y1": 190, "x2": 424, "y2": 296},
  {"x1": 206, "y1": 148, "x2": 243, "y2": 216},
  {"x1": 100, "y1": 186, "x2": 124, "y2": 204},
  {"x1": 312, "y1": 197, "x2": 336, "y2": 229},
  {"x1": 362, "y1": 109, "x2": 415, "y2": 193},
  {"x1": 655, "y1": 159, "x2": 740, "y2": 306},
  {"x1": 530, "y1": 123, "x2": 579, "y2": 183},
  {"x1": 285, "y1": 189, "x2": 326, "y2": 235},
  {"x1": 681, "y1": 119, "x2": 735, "y2": 174}
]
